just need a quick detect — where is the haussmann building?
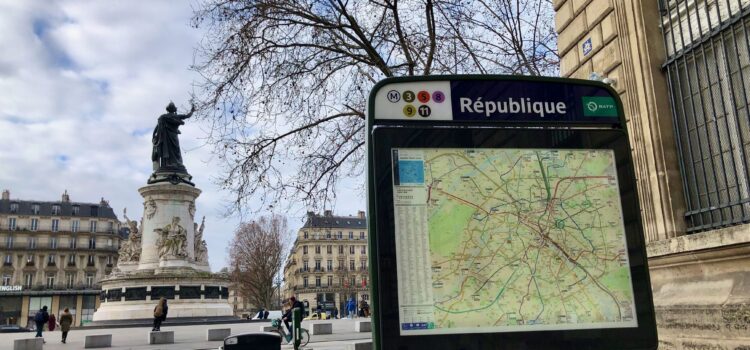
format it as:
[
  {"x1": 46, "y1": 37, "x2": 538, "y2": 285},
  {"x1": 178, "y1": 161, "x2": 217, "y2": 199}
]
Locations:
[
  {"x1": 0, "y1": 189, "x2": 123, "y2": 328},
  {"x1": 553, "y1": 0, "x2": 750, "y2": 348}
]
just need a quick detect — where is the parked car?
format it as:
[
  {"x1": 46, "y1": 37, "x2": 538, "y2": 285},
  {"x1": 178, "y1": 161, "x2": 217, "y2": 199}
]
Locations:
[
  {"x1": 250, "y1": 310, "x2": 283, "y2": 320},
  {"x1": 303, "y1": 311, "x2": 330, "y2": 320},
  {"x1": 0, "y1": 325, "x2": 31, "y2": 333}
]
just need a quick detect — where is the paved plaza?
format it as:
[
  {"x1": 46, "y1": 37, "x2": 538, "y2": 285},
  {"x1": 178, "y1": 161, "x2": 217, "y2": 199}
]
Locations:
[{"x1": 2, "y1": 318, "x2": 372, "y2": 350}]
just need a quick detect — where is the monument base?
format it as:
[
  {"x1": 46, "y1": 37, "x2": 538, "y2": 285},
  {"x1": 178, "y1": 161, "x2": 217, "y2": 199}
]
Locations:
[{"x1": 92, "y1": 272, "x2": 232, "y2": 322}]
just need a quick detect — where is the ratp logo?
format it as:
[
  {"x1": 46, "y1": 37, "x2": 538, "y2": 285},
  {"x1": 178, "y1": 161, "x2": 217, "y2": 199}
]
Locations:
[
  {"x1": 586, "y1": 101, "x2": 599, "y2": 112},
  {"x1": 582, "y1": 96, "x2": 618, "y2": 117}
]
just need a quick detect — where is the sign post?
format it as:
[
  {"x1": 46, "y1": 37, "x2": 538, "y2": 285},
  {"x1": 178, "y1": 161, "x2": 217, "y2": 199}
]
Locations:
[{"x1": 366, "y1": 75, "x2": 657, "y2": 350}]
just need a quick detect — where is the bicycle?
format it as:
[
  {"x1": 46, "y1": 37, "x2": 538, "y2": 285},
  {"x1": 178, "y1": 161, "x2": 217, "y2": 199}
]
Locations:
[{"x1": 270, "y1": 318, "x2": 310, "y2": 347}]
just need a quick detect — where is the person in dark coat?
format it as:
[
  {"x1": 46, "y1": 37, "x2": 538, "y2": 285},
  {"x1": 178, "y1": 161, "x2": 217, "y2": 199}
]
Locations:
[
  {"x1": 263, "y1": 310, "x2": 269, "y2": 320},
  {"x1": 152, "y1": 297, "x2": 168, "y2": 331},
  {"x1": 34, "y1": 306, "x2": 50, "y2": 341},
  {"x1": 59, "y1": 308, "x2": 73, "y2": 344},
  {"x1": 282, "y1": 296, "x2": 304, "y2": 335}
]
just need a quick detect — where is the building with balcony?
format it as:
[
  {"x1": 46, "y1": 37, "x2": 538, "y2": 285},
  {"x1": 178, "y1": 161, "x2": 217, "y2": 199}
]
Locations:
[
  {"x1": 282, "y1": 210, "x2": 369, "y2": 316},
  {"x1": 0, "y1": 189, "x2": 123, "y2": 328},
  {"x1": 554, "y1": 0, "x2": 750, "y2": 347}
]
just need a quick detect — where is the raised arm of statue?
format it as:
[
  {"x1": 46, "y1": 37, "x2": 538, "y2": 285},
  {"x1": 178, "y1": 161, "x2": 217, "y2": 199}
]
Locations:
[{"x1": 178, "y1": 104, "x2": 195, "y2": 120}]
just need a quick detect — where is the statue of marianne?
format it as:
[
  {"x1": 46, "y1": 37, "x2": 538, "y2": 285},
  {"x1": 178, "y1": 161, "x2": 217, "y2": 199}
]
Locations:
[{"x1": 151, "y1": 102, "x2": 195, "y2": 174}]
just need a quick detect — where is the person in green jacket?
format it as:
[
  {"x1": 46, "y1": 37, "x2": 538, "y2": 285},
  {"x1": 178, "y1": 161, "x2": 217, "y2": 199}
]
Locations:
[{"x1": 59, "y1": 308, "x2": 73, "y2": 344}]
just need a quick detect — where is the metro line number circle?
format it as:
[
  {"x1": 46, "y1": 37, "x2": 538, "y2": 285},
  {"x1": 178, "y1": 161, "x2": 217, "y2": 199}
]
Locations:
[
  {"x1": 403, "y1": 104, "x2": 417, "y2": 117},
  {"x1": 403, "y1": 90, "x2": 416, "y2": 103},
  {"x1": 418, "y1": 105, "x2": 431, "y2": 118},
  {"x1": 433, "y1": 91, "x2": 445, "y2": 103},
  {"x1": 417, "y1": 90, "x2": 431, "y2": 103}
]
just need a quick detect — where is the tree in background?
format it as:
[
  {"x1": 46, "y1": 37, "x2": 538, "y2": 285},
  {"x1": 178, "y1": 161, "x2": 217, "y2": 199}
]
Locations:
[
  {"x1": 229, "y1": 214, "x2": 289, "y2": 310},
  {"x1": 192, "y1": 0, "x2": 558, "y2": 211}
]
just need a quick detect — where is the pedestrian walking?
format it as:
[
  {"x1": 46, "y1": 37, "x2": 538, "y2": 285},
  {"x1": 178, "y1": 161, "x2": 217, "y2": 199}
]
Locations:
[
  {"x1": 152, "y1": 297, "x2": 168, "y2": 331},
  {"x1": 48, "y1": 313, "x2": 57, "y2": 332},
  {"x1": 33, "y1": 306, "x2": 50, "y2": 342},
  {"x1": 347, "y1": 298, "x2": 356, "y2": 319},
  {"x1": 59, "y1": 308, "x2": 73, "y2": 344}
]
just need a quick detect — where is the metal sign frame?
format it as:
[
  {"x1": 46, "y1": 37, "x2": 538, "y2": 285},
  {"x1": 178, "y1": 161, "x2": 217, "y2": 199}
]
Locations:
[{"x1": 366, "y1": 75, "x2": 657, "y2": 350}]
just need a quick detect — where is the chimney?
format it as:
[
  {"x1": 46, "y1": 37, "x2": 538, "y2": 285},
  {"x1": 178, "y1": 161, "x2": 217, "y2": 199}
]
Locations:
[
  {"x1": 1, "y1": 189, "x2": 8, "y2": 200},
  {"x1": 61, "y1": 190, "x2": 70, "y2": 203},
  {"x1": 358, "y1": 210, "x2": 365, "y2": 219},
  {"x1": 100, "y1": 197, "x2": 109, "y2": 207},
  {"x1": 324, "y1": 210, "x2": 332, "y2": 217}
]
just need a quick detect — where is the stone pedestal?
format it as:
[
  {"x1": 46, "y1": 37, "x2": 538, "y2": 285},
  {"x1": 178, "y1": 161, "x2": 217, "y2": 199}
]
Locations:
[{"x1": 92, "y1": 181, "x2": 231, "y2": 322}]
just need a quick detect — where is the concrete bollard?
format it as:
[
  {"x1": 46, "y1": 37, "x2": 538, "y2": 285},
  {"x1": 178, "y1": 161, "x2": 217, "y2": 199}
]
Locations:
[
  {"x1": 311, "y1": 322, "x2": 333, "y2": 335},
  {"x1": 207, "y1": 328, "x2": 231, "y2": 341},
  {"x1": 13, "y1": 338, "x2": 43, "y2": 350},
  {"x1": 84, "y1": 334, "x2": 113, "y2": 348},
  {"x1": 354, "y1": 320, "x2": 372, "y2": 332},
  {"x1": 259, "y1": 325, "x2": 276, "y2": 332},
  {"x1": 347, "y1": 340, "x2": 373, "y2": 350},
  {"x1": 148, "y1": 331, "x2": 174, "y2": 344}
]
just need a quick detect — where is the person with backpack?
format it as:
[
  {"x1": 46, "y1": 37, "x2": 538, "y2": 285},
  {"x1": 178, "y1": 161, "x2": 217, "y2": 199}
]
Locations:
[
  {"x1": 282, "y1": 296, "x2": 304, "y2": 337},
  {"x1": 152, "y1": 297, "x2": 168, "y2": 331},
  {"x1": 34, "y1": 306, "x2": 50, "y2": 341},
  {"x1": 59, "y1": 308, "x2": 73, "y2": 344}
]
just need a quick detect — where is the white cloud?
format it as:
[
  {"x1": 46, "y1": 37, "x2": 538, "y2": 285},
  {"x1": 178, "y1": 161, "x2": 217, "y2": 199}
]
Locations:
[{"x1": 0, "y1": 0, "x2": 366, "y2": 272}]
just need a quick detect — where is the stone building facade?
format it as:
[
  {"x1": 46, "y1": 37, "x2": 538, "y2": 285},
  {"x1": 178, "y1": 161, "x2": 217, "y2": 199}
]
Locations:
[
  {"x1": 283, "y1": 211, "x2": 369, "y2": 316},
  {"x1": 0, "y1": 189, "x2": 123, "y2": 328},
  {"x1": 554, "y1": 0, "x2": 750, "y2": 348}
]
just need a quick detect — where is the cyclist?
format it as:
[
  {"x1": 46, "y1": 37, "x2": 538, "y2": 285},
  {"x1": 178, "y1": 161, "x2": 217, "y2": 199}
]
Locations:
[{"x1": 282, "y1": 296, "x2": 305, "y2": 335}]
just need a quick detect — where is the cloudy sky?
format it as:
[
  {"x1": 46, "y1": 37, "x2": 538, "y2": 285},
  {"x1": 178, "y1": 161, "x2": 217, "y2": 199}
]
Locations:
[{"x1": 0, "y1": 1, "x2": 365, "y2": 270}]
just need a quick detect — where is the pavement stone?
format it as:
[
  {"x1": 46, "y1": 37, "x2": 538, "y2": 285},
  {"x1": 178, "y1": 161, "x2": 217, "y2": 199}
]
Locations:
[{"x1": 1, "y1": 318, "x2": 373, "y2": 350}]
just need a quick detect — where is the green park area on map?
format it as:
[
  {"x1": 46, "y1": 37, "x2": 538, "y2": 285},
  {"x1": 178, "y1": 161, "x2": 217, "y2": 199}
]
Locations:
[{"x1": 423, "y1": 148, "x2": 636, "y2": 330}]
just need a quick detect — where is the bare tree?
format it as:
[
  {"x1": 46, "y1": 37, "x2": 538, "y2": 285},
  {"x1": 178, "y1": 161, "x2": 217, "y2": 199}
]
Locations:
[
  {"x1": 229, "y1": 214, "x2": 290, "y2": 310},
  {"x1": 191, "y1": 0, "x2": 558, "y2": 212}
]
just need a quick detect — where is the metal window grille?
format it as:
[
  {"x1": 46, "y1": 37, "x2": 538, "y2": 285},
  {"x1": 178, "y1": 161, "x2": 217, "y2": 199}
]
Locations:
[{"x1": 659, "y1": 0, "x2": 750, "y2": 232}]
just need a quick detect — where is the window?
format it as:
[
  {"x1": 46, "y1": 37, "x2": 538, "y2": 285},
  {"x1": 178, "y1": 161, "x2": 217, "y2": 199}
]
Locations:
[
  {"x1": 30, "y1": 219, "x2": 38, "y2": 231},
  {"x1": 360, "y1": 231, "x2": 365, "y2": 239},
  {"x1": 350, "y1": 276, "x2": 356, "y2": 287},
  {"x1": 4, "y1": 255, "x2": 11, "y2": 265},
  {"x1": 66, "y1": 273, "x2": 75, "y2": 288},
  {"x1": 47, "y1": 255, "x2": 55, "y2": 265},
  {"x1": 106, "y1": 255, "x2": 113, "y2": 265},
  {"x1": 303, "y1": 231, "x2": 308, "y2": 239},
  {"x1": 350, "y1": 260, "x2": 355, "y2": 271},
  {"x1": 361, "y1": 246, "x2": 366, "y2": 254},
  {"x1": 327, "y1": 276, "x2": 333, "y2": 287},
  {"x1": 69, "y1": 238, "x2": 77, "y2": 249},
  {"x1": 338, "y1": 260, "x2": 344, "y2": 270},
  {"x1": 303, "y1": 260, "x2": 309, "y2": 271},
  {"x1": 46, "y1": 275, "x2": 55, "y2": 288},
  {"x1": 89, "y1": 221, "x2": 97, "y2": 233},
  {"x1": 72, "y1": 205, "x2": 79, "y2": 216},
  {"x1": 2, "y1": 275, "x2": 10, "y2": 286},
  {"x1": 107, "y1": 238, "x2": 112, "y2": 247},
  {"x1": 71, "y1": 220, "x2": 79, "y2": 232},
  {"x1": 338, "y1": 231, "x2": 342, "y2": 239},
  {"x1": 362, "y1": 294, "x2": 369, "y2": 301},
  {"x1": 303, "y1": 245, "x2": 308, "y2": 254},
  {"x1": 5, "y1": 235, "x2": 13, "y2": 248},
  {"x1": 315, "y1": 260, "x2": 321, "y2": 271},
  {"x1": 107, "y1": 222, "x2": 114, "y2": 233},
  {"x1": 361, "y1": 260, "x2": 367, "y2": 270},
  {"x1": 87, "y1": 255, "x2": 95, "y2": 266},
  {"x1": 327, "y1": 245, "x2": 332, "y2": 254},
  {"x1": 327, "y1": 260, "x2": 333, "y2": 270},
  {"x1": 50, "y1": 237, "x2": 57, "y2": 249},
  {"x1": 303, "y1": 277, "x2": 309, "y2": 288},
  {"x1": 90, "y1": 206, "x2": 98, "y2": 217},
  {"x1": 315, "y1": 276, "x2": 321, "y2": 287},
  {"x1": 68, "y1": 254, "x2": 76, "y2": 265},
  {"x1": 315, "y1": 245, "x2": 321, "y2": 254},
  {"x1": 31, "y1": 204, "x2": 40, "y2": 215},
  {"x1": 8, "y1": 218, "x2": 16, "y2": 230},
  {"x1": 88, "y1": 237, "x2": 96, "y2": 249},
  {"x1": 24, "y1": 273, "x2": 33, "y2": 288},
  {"x1": 28, "y1": 237, "x2": 36, "y2": 249},
  {"x1": 349, "y1": 246, "x2": 355, "y2": 254},
  {"x1": 326, "y1": 231, "x2": 331, "y2": 239},
  {"x1": 51, "y1": 219, "x2": 59, "y2": 232},
  {"x1": 86, "y1": 273, "x2": 94, "y2": 288},
  {"x1": 51, "y1": 204, "x2": 60, "y2": 215},
  {"x1": 26, "y1": 255, "x2": 34, "y2": 265},
  {"x1": 9, "y1": 203, "x2": 17, "y2": 213},
  {"x1": 338, "y1": 246, "x2": 344, "y2": 254},
  {"x1": 349, "y1": 231, "x2": 353, "y2": 239}
]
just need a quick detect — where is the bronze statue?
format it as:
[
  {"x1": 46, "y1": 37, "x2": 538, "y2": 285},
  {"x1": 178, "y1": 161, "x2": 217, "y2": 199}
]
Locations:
[{"x1": 151, "y1": 102, "x2": 194, "y2": 174}]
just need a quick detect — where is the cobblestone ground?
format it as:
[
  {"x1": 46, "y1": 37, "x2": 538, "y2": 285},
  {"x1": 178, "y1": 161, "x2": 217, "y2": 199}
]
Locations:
[{"x1": 1, "y1": 318, "x2": 372, "y2": 350}]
